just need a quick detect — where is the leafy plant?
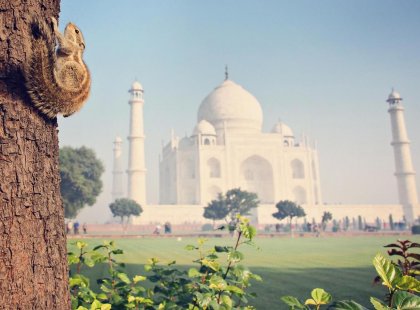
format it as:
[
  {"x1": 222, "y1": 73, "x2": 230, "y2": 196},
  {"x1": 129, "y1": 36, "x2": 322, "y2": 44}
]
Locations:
[{"x1": 68, "y1": 215, "x2": 261, "y2": 309}]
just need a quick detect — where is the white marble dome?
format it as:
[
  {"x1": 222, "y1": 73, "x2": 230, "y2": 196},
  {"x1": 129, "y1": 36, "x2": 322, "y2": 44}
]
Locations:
[
  {"x1": 197, "y1": 79, "x2": 263, "y2": 133},
  {"x1": 271, "y1": 122, "x2": 294, "y2": 137},
  {"x1": 193, "y1": 120, "x2": 216, "y2": 136}
]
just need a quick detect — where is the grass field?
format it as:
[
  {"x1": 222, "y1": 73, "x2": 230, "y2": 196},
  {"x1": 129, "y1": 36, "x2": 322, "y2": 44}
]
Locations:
[{"x1": 68, "y1": 235, "x2": 420, "y2": 309}]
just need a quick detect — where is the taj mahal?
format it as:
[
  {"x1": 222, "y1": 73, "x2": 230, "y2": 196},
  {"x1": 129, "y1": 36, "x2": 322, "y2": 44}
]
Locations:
[{"x1": 111, "y1": 72, "x2": 419, "y2": 225}]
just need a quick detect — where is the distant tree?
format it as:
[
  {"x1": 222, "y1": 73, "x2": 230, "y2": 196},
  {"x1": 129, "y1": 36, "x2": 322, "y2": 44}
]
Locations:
[
  {"x1": 60, "y1": 146, "x2": 104, "y2": 218},
  {"x1": 110, "y1": 198, "x2": 143, "y2": 223},
  {"x1": 109, "y1": 198, "x2": 143, "y2": 230},
  {"x1": 203, "y1": 195, "x2": 230, "y2": 227},
  {"x1": 272, "y1": 200, "x2": 306, "y2": 234},
  {"x1": 321, "y1": 211, "x2": 333, "y2": 231},
  {"x1": 224, "y1": 188, "x2": 259, "y2": 221}
]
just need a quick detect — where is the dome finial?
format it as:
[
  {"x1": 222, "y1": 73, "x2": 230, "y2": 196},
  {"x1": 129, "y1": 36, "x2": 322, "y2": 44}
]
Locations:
[{"x1": 225, "y1": 65, "x2": 229, "y2": 81}]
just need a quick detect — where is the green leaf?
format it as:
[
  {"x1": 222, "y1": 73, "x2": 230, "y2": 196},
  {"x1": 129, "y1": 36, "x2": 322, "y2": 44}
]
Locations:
[
  {"x1": 188, "y1": 268, "x2": 201, "y2": 278},
  {"x1": 226, "y1": 285, "x2": 244, "y2": 295},
  {"x1": 185, "y1": 244, "x2": 197, "y2": 251},
  {"x1": 281, "y1": 296, "x2": 306, "y2": 309},
  {"x1": 92, "y1": 245, "x2": 106, "y2": 251},
  {"x1": 370, "y1": 297, "x2": 391, "y2": 310},
  {"x1": 209, "y1": 275, "x2": 227, "y2": 291},
  {"x1": 310, "y1": 288, "x2": 332, "y2": 305},
  {"x1": 373, "y1": 253, "x2": 402, "y2": 289},
  {"x1": 96, "y1": 293, "x2": 107, "y2": 301},
  {"x1": 100, "y1": 305, "x2": 111, "y2": 310},
  {"x1": 67, "y1": 253, "x2": 80, "y2": 265},
  {"x1": 221, "y1": 294, "x2": 233, "y2": 308},
  {"x1": 202, "y1": 259, "x2": 220, "y2": 271},
  {"x1": 69, "y1": 274, "x2": 90, "y2": 288},
  {"x1": 214, "y1": 246, "x2": 230, "y2": 252},
  {"x1": 90, "y1": 300, "x2": 102, "y2": 310},
  {"x1": 397, "y1": 275, "x2": 420, "y2": 292},
  {"x1": 228, "y1": 250, "x2": 244, "y2": 263},
  {"x1": 133, "y1": 275, "x2": 146, "y2": 283},
  {"x1": 392, "y1": 291, "x2": 420, "y2": 310},
  {"x1": 76, "y1": 241, "x2": 88, "y2": 250},
  {"x1": 111, "y1": 249, "x2": 124, "y2": 255},
  {"x1": 117, "y1": 272, "x2": 131, "y2": 284},
  {"x1": 241, "y1": 224, "x2": 257, "y2": 240},
  {"x1": 330, "y1": 300, "x2": 369, "y2": 310}
]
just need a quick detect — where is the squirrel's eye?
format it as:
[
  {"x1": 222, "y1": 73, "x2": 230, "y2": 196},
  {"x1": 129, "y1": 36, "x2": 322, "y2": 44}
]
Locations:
[{"x1": 75, "y1": 29, "x2": 79, "y2": 34}]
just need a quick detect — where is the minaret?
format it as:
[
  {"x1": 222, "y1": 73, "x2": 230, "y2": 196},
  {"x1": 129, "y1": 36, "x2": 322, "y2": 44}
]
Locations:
[
  {"x1": 127, "y1": 81, "x2": 147, "y2": 207},
  {"x1": 387, "y1": 89, "x2": 419, "y2": 222},
  {"x1": 111, "y1": 136, "x2": 124, "y2": 201}
]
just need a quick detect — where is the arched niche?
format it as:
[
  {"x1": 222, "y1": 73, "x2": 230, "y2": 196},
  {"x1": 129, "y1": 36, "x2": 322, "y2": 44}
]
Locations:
[
  {"x1": 239, "y1": 155, "x2": 274, "y2": 203},
  {"x1": 208, "y1": 158, "x2": 221, "y2": 178},
  {"x1": 291, "y1": 159, "x2": 305, "y2": 179}
]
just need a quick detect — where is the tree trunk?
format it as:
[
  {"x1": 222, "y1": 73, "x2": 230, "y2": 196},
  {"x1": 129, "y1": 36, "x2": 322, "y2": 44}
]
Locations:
[{"x1": 0, "y1": 1, "x2": 70, "y2": 308}]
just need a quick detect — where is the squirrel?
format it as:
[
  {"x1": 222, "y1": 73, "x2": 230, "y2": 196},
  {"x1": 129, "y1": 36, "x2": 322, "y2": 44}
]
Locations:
[{"x1": 24, "y1": 17, "x2": 91, "y2": 118}]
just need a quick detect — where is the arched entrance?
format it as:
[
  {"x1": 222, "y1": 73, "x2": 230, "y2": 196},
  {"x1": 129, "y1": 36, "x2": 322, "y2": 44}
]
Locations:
[{"x1": 239, "y1": 155, "x2": 274, "y2": 203}]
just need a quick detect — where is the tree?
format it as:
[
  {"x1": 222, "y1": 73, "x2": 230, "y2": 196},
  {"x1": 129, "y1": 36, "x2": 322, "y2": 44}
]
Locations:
[
  {"x1": 109, "y1": 198, "x2": 143, "y2": 225},
  {"x1": 224, "y1": 188, "x2": 259, "y2": 221},
  {"x1": 60, "y1": 146, "x2": 104, "y2": 218},
  {"x1": 0, "y1": 2, "x2": 70, "y2": 307},
  {"x1": 203, "y1": 194, "x2": 230, "y2": 227},
  {"x1": 272, "y1": 200, "x2": 306, "y2": 234},
  {"x1": 321, "y1": 211, "x2": 333, "y2": 231}
]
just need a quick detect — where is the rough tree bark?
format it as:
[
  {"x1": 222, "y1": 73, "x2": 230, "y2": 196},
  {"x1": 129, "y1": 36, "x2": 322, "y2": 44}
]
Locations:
[{"x1": 0, "y1": 1, "x2": 70, "y2": 308}]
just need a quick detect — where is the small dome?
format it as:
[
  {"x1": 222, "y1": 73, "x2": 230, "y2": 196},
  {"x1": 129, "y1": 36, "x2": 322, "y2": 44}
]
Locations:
[
  {"x1": 178, "y1": 136, "x2": 193, "y2": 149},
  {"x1": 193, "y1": 120, "x2": 216, "y2": 136},
  {"x1": 271, "y1": 122, "x2": 294, "y2": 137},
  {"x1": 197, "y1": 79, "x2": 263, "y2": 133},
  {"x1": 114, "y1": 136, "x2": 122, "y2": 143},
  {"x1": 387, "y1": 89, "x2": 402, "y2": 102},
  {"x1": 130, "y1": 80, "x2": 143, "y2": 91}
]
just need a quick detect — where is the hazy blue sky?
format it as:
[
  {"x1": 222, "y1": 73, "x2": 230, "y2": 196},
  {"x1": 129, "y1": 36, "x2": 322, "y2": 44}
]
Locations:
[{"x1": 58, "y1": 1, "x2": 420, "y2": 222}]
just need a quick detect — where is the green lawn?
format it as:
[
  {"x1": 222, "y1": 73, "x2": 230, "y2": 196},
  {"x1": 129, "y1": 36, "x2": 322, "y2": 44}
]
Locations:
[{"x1": 68, "y1": 235, "x2": 420, "y2": 309}]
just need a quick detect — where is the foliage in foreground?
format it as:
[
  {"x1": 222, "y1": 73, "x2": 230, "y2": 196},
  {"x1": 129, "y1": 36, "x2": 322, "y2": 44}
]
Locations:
[
  {"x1": 68, "y1": 217, "x2": 420, "y2": 310},
  {"x1": 68, "y1": 216, "x2": 260, "y2": 309}
]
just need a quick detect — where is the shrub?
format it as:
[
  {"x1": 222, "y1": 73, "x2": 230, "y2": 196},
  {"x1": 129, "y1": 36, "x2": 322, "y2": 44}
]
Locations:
[
  {"x1": 412, "y1": 225, "x2": 420, "y2": 235},
  {"x1": 68, "y1": 215, "x2": 261, "y2": 309}
]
